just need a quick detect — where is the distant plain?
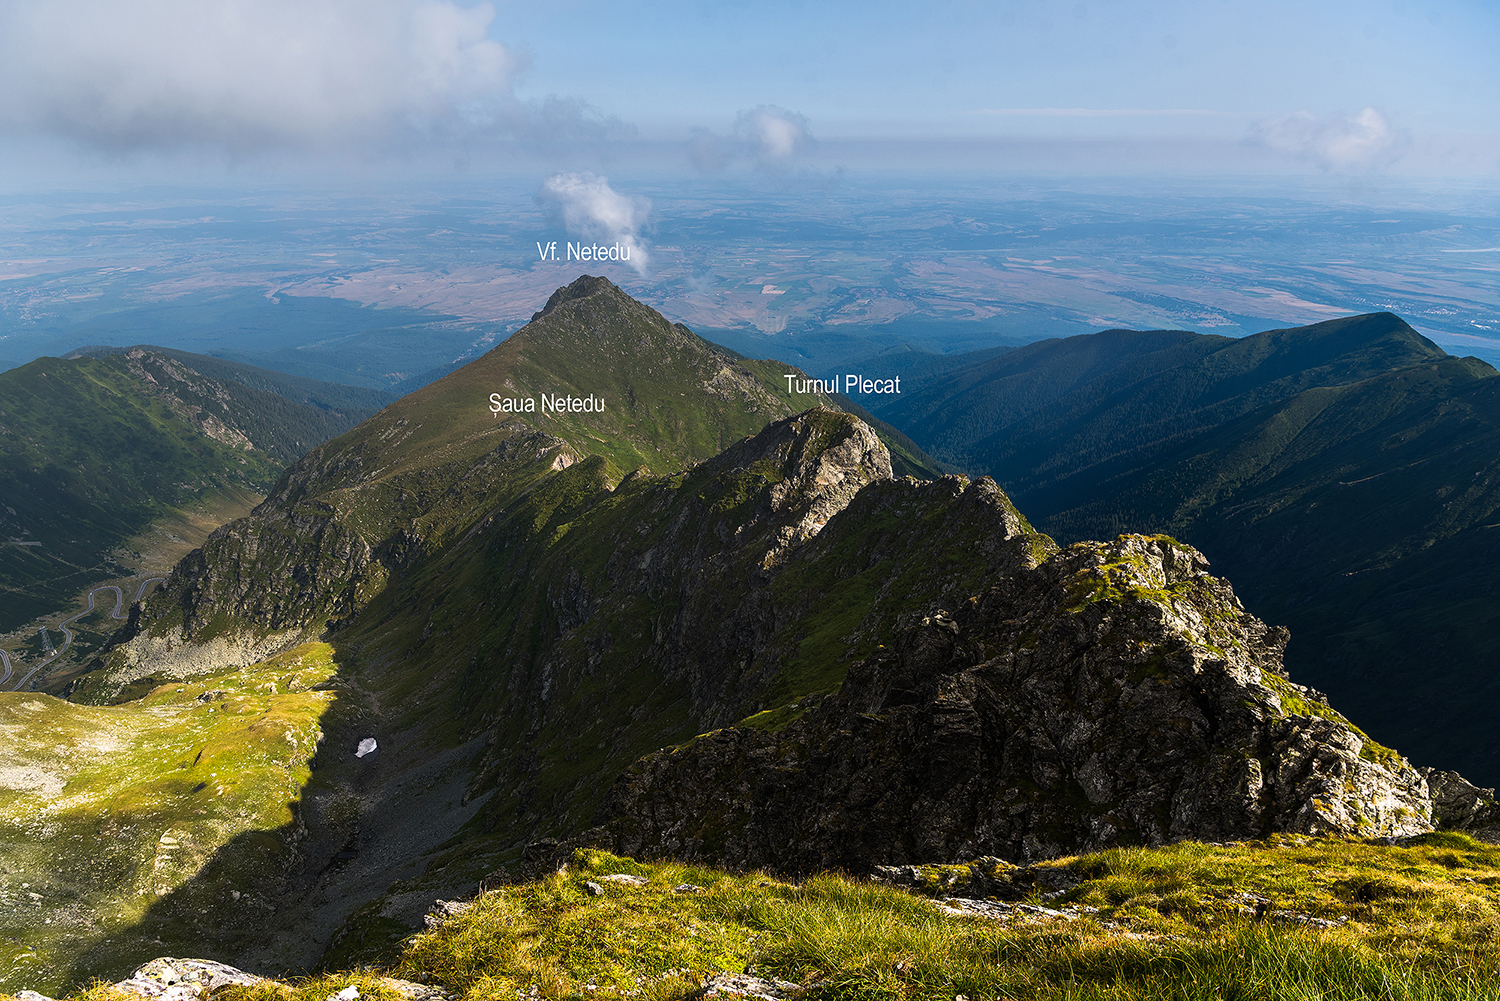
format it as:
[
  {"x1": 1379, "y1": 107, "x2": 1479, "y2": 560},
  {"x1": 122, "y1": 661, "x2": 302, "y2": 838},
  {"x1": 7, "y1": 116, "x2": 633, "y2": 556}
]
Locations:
[{"x1": 3, "y1": 175, "x2": 1497, "y2": 384}]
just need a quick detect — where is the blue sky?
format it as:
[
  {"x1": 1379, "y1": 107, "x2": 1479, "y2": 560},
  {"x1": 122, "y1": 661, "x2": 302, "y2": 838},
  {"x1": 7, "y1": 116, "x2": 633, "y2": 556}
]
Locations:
[
  {"x1": 504, "y1": 0, "x2": 1497, "y2": 136},
  {"x1": 0, "y1": 0, "x2": 1495, "y2": 183}
]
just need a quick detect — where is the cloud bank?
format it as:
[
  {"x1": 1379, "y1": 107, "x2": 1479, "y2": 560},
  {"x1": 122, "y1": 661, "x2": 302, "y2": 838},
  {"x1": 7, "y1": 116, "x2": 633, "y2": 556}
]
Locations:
[
  {"x1": 1251, "y1": 107, "x2": 1405, "y2": 171},
  {"x1": 536, "y1": 172, "x2": 651, "y2": 274},
  {"x1": 0, "y1": 0, "x2": 623, "y2": 154}
]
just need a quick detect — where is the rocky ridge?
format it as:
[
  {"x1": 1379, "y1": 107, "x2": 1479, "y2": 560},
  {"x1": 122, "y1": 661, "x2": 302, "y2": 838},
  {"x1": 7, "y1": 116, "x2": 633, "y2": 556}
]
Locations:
[
  {"x1": 83, "y1": 276, "x2": 846, "y2": 698},
  {"x1": 601, "y1": 532, "x2": 1438, "y2": 870}
]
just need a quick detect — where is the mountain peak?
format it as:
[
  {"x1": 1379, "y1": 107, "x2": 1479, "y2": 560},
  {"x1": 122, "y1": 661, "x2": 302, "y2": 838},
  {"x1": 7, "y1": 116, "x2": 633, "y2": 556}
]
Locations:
[{"x1": 532, "y1": 273, "x2": 626, "y2": 320}]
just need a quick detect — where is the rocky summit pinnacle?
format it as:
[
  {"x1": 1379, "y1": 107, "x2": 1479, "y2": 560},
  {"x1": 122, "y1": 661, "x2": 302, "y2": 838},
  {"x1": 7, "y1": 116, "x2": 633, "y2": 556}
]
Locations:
[{"x1": 533, "y1": 274, "x2": 619, "y2": 319}]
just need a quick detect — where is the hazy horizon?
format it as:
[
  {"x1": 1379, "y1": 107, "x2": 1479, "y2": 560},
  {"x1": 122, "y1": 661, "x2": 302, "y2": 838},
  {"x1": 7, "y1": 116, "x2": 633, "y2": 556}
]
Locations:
[{"x1": 1, "y1": 0, "x2": 1496, "y2": 378}]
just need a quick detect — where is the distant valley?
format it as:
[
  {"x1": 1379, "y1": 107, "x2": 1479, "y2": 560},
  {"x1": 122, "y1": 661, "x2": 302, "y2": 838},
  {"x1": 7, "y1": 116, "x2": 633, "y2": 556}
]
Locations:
[{"x1": 0, "y1": 347, "x2": 392, "y2": 640}]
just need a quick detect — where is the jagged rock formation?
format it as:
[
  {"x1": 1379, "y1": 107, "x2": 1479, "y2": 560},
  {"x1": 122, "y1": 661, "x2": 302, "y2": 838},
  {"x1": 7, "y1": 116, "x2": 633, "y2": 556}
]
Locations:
[
  {"x1": 602, "y1": 533, "x2": 1434, "y2": 871},
  {"x1": 86, "y1": 276, "x2": 843, "y2": 694},
  {"x1": 1420, "y1": 768, "x2": 1500, "y2": 839},
  {"x1": 456, "y1": 409, "x2": 1013, "y2": 828}
]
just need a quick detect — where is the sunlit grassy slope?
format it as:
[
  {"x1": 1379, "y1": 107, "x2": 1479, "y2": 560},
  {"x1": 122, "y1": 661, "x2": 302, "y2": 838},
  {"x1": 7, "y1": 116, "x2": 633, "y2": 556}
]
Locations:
[
  {"x1": 52, "y1": 839, "x2": 1500, "y2": 1001},
  {"x1": 0, "y1": 643, "x2": 340, "y2": 996}
]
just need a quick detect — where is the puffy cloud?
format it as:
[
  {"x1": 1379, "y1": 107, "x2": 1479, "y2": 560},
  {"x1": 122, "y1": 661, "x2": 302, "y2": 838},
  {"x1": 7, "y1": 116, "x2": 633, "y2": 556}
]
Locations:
[
  {"x1": 1251, "y1": 107, "x2": 1406, "y2": 171},
  {"x1": 536, "y1": 172, "x2": 650, "y2": 274},
  {"x1": 734, "y1": 105, "x2": 813, "y2": 168},
  {"x1": 689, "y1": 105, "x2": 822, "y2": 177},
  {"x1": 0, "y1": 0, "x2": 574, "y2": 153}
]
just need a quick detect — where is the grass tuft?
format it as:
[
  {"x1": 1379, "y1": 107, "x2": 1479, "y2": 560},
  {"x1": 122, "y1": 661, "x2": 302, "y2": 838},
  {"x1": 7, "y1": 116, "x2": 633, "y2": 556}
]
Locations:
[
  {"x1": 290, "y1": 843, "x2": 1500, "y2": 1001},
  {"x1": 27, "y1": 824, "x2": 1500, "y2": 1001}
]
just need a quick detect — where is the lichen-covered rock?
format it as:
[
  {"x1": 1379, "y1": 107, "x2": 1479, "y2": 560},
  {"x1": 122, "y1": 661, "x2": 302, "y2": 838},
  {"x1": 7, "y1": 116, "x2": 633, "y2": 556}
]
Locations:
[
  {"x1": 603, "y1": 535, "x2": 1433, "y2": 870},
  {"x1": 1420, "y1": 767, "x2": 1500, "y2": 835},
  {"x1": 115, "y1": 957, "x2": 264, "y2": 998},
  {"x1": 422, "y1": 899, "x2": 473, "y2": 930},
  {"x1": 696, "y1": 973, "x2": 803, "y2": 1001}
]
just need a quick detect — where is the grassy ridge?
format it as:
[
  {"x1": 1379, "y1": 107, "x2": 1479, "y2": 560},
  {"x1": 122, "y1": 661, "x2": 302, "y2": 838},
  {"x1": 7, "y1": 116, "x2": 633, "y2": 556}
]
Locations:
[
  {"x1": 53, "y1": 839, "x2": 1500, "y2": 1001},
  {"x1": 65, "y1": 345, "x2": 396, "y2": 417},
  {"x1": 0, "y1": 350, "x2": 382, "y2": 631},
  {"x1": 0, "y1": 355, "x2": 280, "y2": 629}
]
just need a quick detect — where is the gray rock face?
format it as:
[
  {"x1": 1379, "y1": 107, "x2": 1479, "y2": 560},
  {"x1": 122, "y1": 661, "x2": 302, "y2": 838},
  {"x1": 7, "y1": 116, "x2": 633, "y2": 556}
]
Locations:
[
  {"x1": 697, "y1": 973, "x2": 804, "y2": 1001},
  {"x1": 603, "y1": 534, "x2": 1434, "y2": 871},
  {"x1": 114, "y1": 957, "x2": 264, "y2": 999},
  {"x1": 1420, "y1": 767, "x2": 1500, "y2": 835}
]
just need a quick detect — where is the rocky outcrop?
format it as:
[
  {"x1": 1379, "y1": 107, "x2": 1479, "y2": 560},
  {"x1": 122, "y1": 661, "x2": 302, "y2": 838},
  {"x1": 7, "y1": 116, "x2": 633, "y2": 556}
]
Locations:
[
  {"x1": 29, "y1": 957, "x2": 451, "y2": 1001},
  {"x1": 459, "y1": 410, "x2": 1037, "y2": 829},
  {"x1": 1420, "y1": 768, "x2": 1500, "y2": 837},
  {"x1": 602, "y1": 534, "x2": 1434, "y2": 871}
]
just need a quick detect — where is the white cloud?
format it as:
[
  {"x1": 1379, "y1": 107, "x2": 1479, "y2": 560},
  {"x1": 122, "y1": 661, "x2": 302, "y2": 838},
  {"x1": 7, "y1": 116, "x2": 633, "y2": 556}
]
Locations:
[
  {"x1": 1251, "y1": 107, "x2": 1405, "y2": 171},
  {"x1": 973, "y1": 108, "x2": 1232, "y2": 117},
  {"x1": 536, "y1": 172, "x2": 650, "y2": 274},
  {"x1": 689, "y1": 105, "x2": 824, "y2": 177},
  {"x1": 0, "y1": 0, "x2": 535, "y2": 152},
  {"x1": 734, "y1": 105, "x2": 812, "y2": 167}
]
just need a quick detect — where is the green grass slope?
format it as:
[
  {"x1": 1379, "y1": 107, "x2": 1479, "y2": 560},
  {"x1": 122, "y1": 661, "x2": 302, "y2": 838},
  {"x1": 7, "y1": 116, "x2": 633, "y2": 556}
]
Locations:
[
  {"x1": 355, "y1": 839, "x2": 1500, "y2": 1000},
  {"x1": 0, "y1": 643, "x2": 339, "y2": 996},
  {"x1": 40, "y1": 838, "x2": 1500, "y2": 1001},
  {"x1": 879, "y1": 312, "x2": 1500, "y2": 784},
  {"x1": 65, "y1": 345, "x2": 396, "y2": 415},
  {"x1": 324, "y1": 275, "x2": 839, "y2": 488},
  {"x1": 0, "y1": 350, "x2": 380, "y2": 632}
]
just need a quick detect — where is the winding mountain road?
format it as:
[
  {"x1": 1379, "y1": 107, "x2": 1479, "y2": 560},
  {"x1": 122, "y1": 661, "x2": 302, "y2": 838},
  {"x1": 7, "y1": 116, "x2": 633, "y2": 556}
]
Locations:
[{"x1": 1, "y1": 577, "x2": 166, "y2": 692}]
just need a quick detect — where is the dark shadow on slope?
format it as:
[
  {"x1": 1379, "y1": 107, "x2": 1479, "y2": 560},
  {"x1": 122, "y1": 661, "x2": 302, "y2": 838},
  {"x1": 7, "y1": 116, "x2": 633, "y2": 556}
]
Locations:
[
  {"x1": 58, "y1": 644, "x2": 501, "y2": 991},
  {"x1": 54, "y1": 410, "x2": 1021, "y2": 992}
]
